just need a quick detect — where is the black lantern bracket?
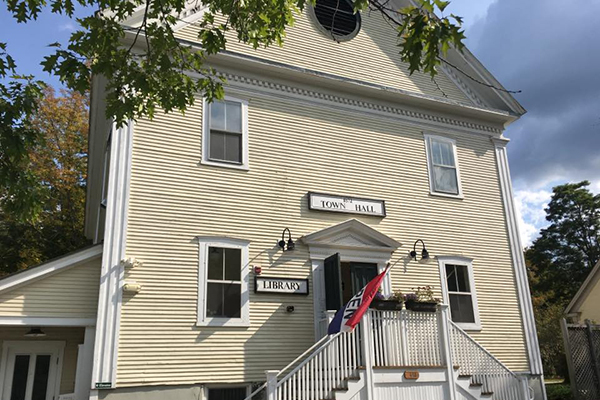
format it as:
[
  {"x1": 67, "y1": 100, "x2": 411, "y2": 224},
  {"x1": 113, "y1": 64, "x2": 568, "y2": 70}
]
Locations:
[
  {"x1": 409, "y1": 239, "x2": 429, "y2": 261},
  {"x1": 278, "y1": 228, "x2": 295, "y2": 251}
]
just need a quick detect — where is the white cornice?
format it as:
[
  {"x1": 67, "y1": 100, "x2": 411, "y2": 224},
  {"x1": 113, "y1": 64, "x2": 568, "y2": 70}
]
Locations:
[
  {"x1": 440, "y1": 64, "x2": 488, "y2": 109},
  {"x1": 221, "y1": 72, "x2": 504, "y2": 136}
]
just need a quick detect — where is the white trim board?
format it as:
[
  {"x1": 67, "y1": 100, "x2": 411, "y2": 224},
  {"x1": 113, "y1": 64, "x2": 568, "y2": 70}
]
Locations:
[
  {"x1": 0, "y1": 245, "x2": 102, "y2": 294},
  {"x1": 494, "y1": 141, "x2": 543, "y2": 375},
  {"x1": 92, "y1": 120, "x2": 134, "y2": 389},
  {"x1": 0, "y1": 317, "x2": 96, "y2": 326},
  {"x1": 565, "y1": 259, "x2": 600, "y2": 315}
]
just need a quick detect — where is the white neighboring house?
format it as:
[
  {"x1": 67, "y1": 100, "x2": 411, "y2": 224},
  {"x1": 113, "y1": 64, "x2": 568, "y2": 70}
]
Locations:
[{"x1": 0, "y1": 0, "x2": 546, "y2": 399}]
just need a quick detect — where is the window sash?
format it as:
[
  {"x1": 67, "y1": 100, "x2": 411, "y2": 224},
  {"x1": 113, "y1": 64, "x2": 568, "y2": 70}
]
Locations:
[
  {"x1": 426, "y1": 136, "x2": 460, "y2": 195},
  {"x1": 440, "y1": 258, "x2": 479, "y2": 329},
  {"x1": 208, "y1": 130, "x2": 243, "y2": 165},
  {"x1": 198, "y1": 239, "x2": 249, "y2": 327}
]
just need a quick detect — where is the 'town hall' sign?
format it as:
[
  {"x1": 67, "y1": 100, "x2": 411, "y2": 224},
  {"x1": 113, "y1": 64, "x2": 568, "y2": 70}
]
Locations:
[{"x1": 308, "y1": 192, "x2": 386, "y2": 217}]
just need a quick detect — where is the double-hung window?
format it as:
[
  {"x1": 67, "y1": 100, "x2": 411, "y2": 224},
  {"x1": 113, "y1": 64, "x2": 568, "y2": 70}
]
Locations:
[
  {"x1": 197, "y1": 238, "x2": 250, "y2": 326},
  {"x1": 425, "y1": 134, "x2": 462, "y2": 197},
  {"x1": 202, "y1": 97, "x2": 249, "y2": 169},
  {"x1": 438, "y1": 256, "x2": 481, "y2": 330}
]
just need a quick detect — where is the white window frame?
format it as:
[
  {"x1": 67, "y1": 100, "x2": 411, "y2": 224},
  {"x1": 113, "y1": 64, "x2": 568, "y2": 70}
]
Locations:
[
  {"x1": 197, "y1": 237, "x2": 250, "y2": 327},
  {"x1": 201, "y1": 96, "x2": 249, "y2": 170},
  {"x1": 437, "y1": 256, "x2": 481, "y2": 331},
  {"x1": 423, "y1": 133, "x2": 463, "y2": 198}
]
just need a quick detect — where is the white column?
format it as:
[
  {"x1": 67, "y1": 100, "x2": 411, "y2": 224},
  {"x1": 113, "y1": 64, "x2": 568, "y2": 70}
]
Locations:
[
  {"x1": 92, "y1": 121, "x2": 134, "y2": 389},
  {"x1": 265, "y1": 370, "x2": 279, "y2": 400},
  {"x1": 494, "y1": 139, "x2": 543, "y2": 376},
  {"x1": 361, "y1": 311, "x2": 375, "y2": 399},
  {"x1": 439, "y1": 305, "x2": 457, "y2": 400},
  {"x1": 74, "y1": 326, "x2": 96, "y2": 399},
  {"x1": 311, "y1": 259, "x2": 326, "y2": 341}
]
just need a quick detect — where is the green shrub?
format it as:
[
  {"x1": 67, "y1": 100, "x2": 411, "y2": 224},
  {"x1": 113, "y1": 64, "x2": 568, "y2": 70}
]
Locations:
[{"x1": 546, "y1": 384, "x2": 573, "y2": 400}]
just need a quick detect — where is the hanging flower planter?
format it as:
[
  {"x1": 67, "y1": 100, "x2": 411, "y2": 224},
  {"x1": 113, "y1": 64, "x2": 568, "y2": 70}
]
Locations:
[
  {"x1": 403, "y1": 286, "x2": 441, "y2": 313},
  {"x1": 404, "y1": 300, "x2": 438, "y2": 312}
]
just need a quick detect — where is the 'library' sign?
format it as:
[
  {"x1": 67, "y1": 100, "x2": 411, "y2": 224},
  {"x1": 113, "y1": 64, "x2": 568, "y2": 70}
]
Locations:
[
  {"x1": 255, "y1": 277, "x2": 309, "y2": 295},
  {"x1": 308, "y1": 192, "x2": 386, "y2": 217}
]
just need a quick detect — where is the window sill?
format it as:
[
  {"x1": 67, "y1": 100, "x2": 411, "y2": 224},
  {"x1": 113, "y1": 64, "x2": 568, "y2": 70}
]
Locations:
[
  {"x1": 196, "y1": 318, "x2": 250, "y2": 327},
  {"x1": 429, "y1": 191, "x2": 464, "y2": 200},
  {"x1": 455, "y1": 322, "x2": 481, "y2": 331},
  {"x1": 200, "y1": 159, "x2": 249, "y2": 171}
]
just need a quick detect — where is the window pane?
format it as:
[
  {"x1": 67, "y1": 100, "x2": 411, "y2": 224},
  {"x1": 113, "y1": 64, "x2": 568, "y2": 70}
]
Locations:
[
  {"x1": 209, "y1": 131, "x2": 226, "y2": 161},
  {"x1": 446, "y1": 265, "x2": 458, "y2": 292},
  {"x1": 207, "y1": 283, "x2": 224, "y2": 317},
  {"x1": 225, "y1": 101, "x2": 242, "y2": 133},
  {"x1": 208, "y1": 247, "x2": 224, "y2": 280},
  {"x1": 10, "y1": 355, "x2": 30, "y2": 400},
  {"x1": 224, "y1": 248, "x2": 241, "y2": 281},
  {"x1": 208, "y1": 387, "x2": 247, "y2": 400},
  {"x1": 455, "y1": 265, "x2": 471, "y2": 292},
  {"x1": 431, "y1": 139, "x2": 455, "y2": 167},
  {"x1": 449, "y1": 294, "x2": 475, "y2": 323},
  {"x1": 210, "y1": 101, "x2": 226, "y2": 131},
  {"x1": 32, "y1": 355, "x2": 51, "y2": 400},
  {"x1": 224, "y1": 133, "x2": 242, "y2": 164},
  {"x1": 223, "y1": 283, "x2": 241, "y2": 318},
  {"x1": 433, "y1": 165, "x2": 459, "y2": 194}
]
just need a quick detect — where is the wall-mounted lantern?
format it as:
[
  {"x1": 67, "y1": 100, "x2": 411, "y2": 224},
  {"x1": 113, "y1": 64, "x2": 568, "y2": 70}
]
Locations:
[
  {"x1": 409, "y1": 239, "x2": 429, "y2": 261},
  {"x1": 278, "y1": 228, "x2": 295, "y2": 251}
]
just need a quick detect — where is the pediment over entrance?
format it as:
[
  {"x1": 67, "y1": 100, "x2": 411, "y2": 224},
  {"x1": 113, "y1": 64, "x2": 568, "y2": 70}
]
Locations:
[{"x1": 301, "y1": 219, "x2": 401, "y2": 252}]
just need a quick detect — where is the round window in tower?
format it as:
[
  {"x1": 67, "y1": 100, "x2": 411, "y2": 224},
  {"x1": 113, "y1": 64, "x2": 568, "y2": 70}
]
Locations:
[{"x1": 310, "y1": 0, "x2": 361, "y2": 42}]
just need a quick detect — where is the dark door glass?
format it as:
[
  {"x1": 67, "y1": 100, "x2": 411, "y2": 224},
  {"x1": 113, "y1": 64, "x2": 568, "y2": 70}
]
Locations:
[
  {"x1": 10, "y1": 355, "x2": 30, "y2": 400},
  {"x1": 31, "y1": 355, "x2": 51, "y2": 400}
]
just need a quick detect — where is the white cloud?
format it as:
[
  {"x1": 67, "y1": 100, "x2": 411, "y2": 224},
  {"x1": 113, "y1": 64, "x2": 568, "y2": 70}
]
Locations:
[
  {"x1": 514, "y1": 188, "x2": 552, "y2": 248},
  {"x1": 58, "y1": 22, "x2": 77, "y2": 32}
]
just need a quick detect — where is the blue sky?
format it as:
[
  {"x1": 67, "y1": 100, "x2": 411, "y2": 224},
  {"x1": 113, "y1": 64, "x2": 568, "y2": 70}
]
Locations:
[{"x1": 2, "y1": 0, "x2": 598, "y2": 247}]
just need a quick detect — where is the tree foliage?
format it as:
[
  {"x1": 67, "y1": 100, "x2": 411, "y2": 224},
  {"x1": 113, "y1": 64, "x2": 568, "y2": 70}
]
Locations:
[
  {"x1": 1, "y1": 0, "x2": 465, "y2": 219},
  {"x1": 0, "y1": 87, "x2": 90, "y2": 277},
  {"x1": 527, "y1": 181, "x2": 600, "y2": 378}
]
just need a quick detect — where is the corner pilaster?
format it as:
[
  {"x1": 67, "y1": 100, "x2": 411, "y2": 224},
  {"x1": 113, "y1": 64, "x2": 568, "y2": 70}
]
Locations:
[
  {"x1": 493, "y1": 138, "x2": 543, "y2": 375},
  {"x1": 92, "y1": 121, "x2": 134, "y2": 389}
]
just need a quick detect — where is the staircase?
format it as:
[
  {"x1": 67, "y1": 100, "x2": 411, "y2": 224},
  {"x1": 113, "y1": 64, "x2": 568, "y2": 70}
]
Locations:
[{"x1": 245, "y1": 307, "x2": 531, "y2": 400}]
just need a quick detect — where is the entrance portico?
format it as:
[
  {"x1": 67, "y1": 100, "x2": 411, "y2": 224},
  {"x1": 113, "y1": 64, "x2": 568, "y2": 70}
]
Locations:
[{"x1": 299, "y1": 219, "x2": 401, "y2": 339}]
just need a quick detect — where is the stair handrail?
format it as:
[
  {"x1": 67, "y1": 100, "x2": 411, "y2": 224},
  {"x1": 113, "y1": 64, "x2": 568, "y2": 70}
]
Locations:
[
  {"x1": 449, "y1": 320, "x2": 519, "y2": 378},
  {"x1": 241, "y1": 333, "x2": 338, "y2": 400},
  {"x1": 276, "y1": 332, "x2": 342, "y2": 387}
]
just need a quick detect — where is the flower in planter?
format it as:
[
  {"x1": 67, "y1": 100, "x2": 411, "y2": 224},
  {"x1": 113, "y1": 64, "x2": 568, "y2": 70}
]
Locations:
[
  {"x1": 374, "y1": 289, "x2": 385, "y2": 301},
  {"x1": 405, "y1": 286, "x2": 441, "y2": 304}
]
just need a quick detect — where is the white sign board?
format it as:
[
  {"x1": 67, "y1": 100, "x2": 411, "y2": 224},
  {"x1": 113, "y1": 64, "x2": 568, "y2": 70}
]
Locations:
[
  {"x1": 255, "y1": 277, "x2": 309, "y2": 295},
  {"x1": 308, "y1": 192, "x2": 386, "y2": 217}
]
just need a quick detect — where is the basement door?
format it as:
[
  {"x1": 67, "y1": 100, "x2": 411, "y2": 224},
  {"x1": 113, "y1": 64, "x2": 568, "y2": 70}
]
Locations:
[{"x1": 0, "y1": 341, "x2": 64, "y2": 400}]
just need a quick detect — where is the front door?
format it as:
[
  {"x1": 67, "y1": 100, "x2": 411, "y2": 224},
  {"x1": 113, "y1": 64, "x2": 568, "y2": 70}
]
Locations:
[
  {"x1": 1, "y1": 341, "x2": 63, "y2": 400},
  {"x1": 324, "y1": 253, "x2": 379, "y2": 308}
]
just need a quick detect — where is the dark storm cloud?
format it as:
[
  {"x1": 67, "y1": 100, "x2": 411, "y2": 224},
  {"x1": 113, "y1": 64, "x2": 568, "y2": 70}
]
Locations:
[{"x1": 466, "y1": 0, "x2": 600, "y2": 188}]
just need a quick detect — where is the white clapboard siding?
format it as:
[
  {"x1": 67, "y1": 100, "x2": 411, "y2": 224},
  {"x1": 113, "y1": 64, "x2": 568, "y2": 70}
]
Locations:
[
  {"x1": 119, "y1": 90, "x2": 528, "y2": 388},
  {"x1": 0, "y1": 258, "x2": 101, "y2": 318},
  {"x1": 0, "y1": 326, "x2": 85, "y2": 395},
  {"x1": 175, "y1": 9, "x2": 473, "y2": 105}
]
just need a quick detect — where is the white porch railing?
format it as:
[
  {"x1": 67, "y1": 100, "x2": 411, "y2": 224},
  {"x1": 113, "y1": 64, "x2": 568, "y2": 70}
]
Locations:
[
  {"x1": 449, "y1": 321, "x2": 529, "y2": 400},
  {"x1": 276, "y1": 327, "x2": 362, "y2": 400},
  {"x1": 370, "y1": 309, "x2": 443, "y2": 367},
  {"x1": 246, "y1": 307, "x2": 530, "y2": 400}
]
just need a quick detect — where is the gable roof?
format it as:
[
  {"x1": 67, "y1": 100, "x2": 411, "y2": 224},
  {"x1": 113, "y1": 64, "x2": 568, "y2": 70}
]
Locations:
[
  {"x1": 0, "y1": 245, "x2": 103, "y2": 294},
  {"x1": 119, "y1": 0, "x2": 525, "y2": 121},
  {"x1": 565, "y1": 260, "x2": 600, "y2": 315},
  {"x1": 301, "y1": 218, "x2": 401, "y2": 250}
]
